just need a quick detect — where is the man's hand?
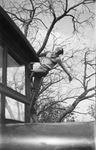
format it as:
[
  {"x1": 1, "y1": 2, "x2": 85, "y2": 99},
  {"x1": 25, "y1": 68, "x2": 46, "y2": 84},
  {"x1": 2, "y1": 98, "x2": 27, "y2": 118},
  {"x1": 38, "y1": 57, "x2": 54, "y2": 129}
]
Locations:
[{"x1": 69, "y1": 75, "x2": 72, "y2": 82}]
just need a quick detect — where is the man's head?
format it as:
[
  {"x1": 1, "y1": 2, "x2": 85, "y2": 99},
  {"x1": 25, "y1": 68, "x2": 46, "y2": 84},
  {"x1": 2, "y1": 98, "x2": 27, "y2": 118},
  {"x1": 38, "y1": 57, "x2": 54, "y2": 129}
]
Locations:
[{"x1": 55, "y1": 47, "x2": 63, "y2": 56}]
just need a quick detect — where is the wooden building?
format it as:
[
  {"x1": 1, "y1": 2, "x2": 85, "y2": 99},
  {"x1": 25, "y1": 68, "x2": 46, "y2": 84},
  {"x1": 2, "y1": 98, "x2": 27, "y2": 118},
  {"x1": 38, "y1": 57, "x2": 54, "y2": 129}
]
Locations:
[{"x1": 0, "y1": 6, "x2": 39, "y2": 123}]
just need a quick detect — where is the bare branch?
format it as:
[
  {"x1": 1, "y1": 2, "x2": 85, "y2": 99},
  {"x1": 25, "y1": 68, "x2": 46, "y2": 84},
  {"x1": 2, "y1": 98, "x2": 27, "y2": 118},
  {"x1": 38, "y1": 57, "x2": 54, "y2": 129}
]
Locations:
[
  {"x1": 34, "y1": 17, "x2": 48, "y2": 29},
  {"x1": 37, "y1": 19, "x2": 56, "y2": 55},
  {"x1": 57, "y1": 86, "x2": 95, "y2": 122},
  {"x1": 6, "y1": 11, "x2": 25, "y2": 22},
  {"x1": 47, "y1": 0, "x2": 56, "y2": 19},
  {"x1": 66, "y1": 1, "x2": 85, "y2": 14},
  {"x1": 87, "y1": 73, "x2": 96, "y2": 78},
  {"x1": 83, "y1": 52, "x2": 87, "y2": 91},
  {"x1": 65, "y1": 0, "x2": 68, "y2": 12}
]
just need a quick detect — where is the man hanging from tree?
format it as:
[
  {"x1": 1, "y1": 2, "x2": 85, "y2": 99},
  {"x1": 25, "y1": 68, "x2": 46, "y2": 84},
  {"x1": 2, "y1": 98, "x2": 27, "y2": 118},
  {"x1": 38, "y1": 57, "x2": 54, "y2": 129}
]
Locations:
[{"x1": 30, "y1": 47, "x2": 73, "y2": 122}]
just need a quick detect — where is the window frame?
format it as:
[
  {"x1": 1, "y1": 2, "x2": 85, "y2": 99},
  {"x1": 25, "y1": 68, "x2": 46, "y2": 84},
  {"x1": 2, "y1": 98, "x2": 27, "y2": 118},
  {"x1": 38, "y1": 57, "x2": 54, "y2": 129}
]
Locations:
[{"x1": 0, "y1": 40, "x2": 30, "y2": 123}]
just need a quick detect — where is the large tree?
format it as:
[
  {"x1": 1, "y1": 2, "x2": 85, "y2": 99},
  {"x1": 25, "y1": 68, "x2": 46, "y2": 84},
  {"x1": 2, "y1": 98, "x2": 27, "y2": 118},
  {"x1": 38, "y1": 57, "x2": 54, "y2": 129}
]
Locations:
[{"x1": 3, "y1": 0, "x2": 96, "y2": 122}]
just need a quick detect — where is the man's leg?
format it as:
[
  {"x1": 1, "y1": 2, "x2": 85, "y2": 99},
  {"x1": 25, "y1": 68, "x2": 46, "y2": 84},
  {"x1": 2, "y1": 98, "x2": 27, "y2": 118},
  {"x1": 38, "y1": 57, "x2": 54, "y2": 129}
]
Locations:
[{"x1": 30, "y1": 69, "x2": 48, "y2": 122}]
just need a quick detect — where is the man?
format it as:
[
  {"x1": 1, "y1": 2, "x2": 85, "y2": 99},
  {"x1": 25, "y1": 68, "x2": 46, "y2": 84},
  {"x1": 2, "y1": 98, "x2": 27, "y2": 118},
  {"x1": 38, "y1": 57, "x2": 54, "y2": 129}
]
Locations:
[{"x1": 30, "y1": 47, "x2": 72, "y2": 122}]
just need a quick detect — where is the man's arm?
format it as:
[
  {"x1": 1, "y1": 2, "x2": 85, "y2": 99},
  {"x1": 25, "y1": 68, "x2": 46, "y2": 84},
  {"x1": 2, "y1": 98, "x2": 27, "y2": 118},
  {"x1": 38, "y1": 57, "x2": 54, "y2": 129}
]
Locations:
[{"x1": 56, "y1": 58, "x2": 72, "y2": 82}]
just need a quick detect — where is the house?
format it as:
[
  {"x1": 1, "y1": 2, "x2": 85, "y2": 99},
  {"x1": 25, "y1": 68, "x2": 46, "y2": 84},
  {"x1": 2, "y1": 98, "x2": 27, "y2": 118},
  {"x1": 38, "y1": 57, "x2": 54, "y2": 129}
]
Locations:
[{"x1": 0, "y1": 6, "x2": 39, "y2": 123}]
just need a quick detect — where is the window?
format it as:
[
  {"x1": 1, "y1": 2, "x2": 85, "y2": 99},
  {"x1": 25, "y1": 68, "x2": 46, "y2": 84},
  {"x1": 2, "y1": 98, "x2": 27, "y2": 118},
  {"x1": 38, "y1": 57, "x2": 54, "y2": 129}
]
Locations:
[
  {"x1": 5, "y1": 96, "x2": 25, "y2": 121},
  {"x1": 7, "y1": 54, "x2": 25, "y2": 95},
  {"x1": 0, "y1": 46, "x2": 30, "y2": 123},
  {"x1": 0, "y1": 45, "x2": 3, "y2": 83}
]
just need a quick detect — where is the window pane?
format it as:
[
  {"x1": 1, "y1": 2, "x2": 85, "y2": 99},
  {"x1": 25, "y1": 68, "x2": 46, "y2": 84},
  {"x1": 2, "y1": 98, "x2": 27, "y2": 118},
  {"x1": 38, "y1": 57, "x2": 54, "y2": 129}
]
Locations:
[
  {"x1": 0, "y1": 45, "x2": 3, "y2": 83},
  {"x1": 5, "y1": 96, "x2": 25, "y2": 121},
  {"x1": 7, "y1": 54, "x2": 25, "y2": 95}
]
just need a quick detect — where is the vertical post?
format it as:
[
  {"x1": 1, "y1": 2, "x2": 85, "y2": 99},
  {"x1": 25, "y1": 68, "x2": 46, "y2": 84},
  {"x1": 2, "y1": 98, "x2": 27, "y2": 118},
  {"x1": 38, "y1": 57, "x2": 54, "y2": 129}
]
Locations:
[
  {"x1": 25, "y1": 64, "x2": 30, "y2": 123},
  {"x1": 1, "y1": 45, "x2": 7, "y2": 120}
]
